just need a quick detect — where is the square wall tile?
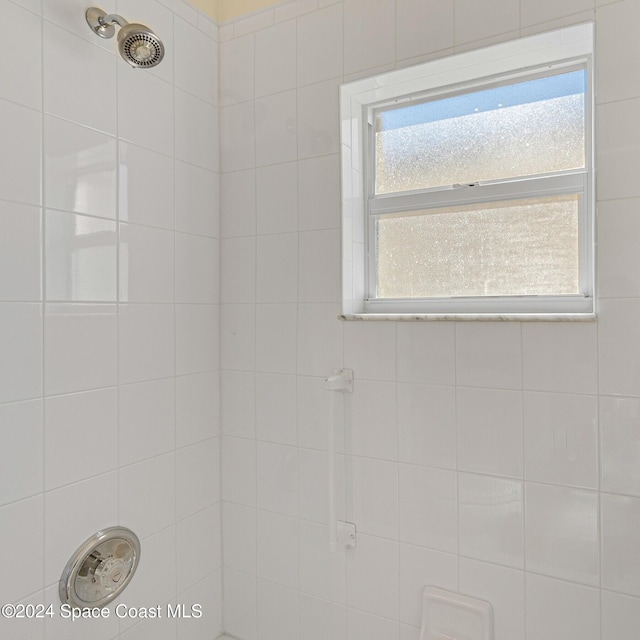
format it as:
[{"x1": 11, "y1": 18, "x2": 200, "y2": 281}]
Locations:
[
  {"x1": 257, "y1": 510, "x2": 299, "y2": 589},
  {"x1": 297, "y1": 306, "x2": 343, "y2": 377},
  {"x1": 0, "y1": 399, "x2": 42, "y2": 506},
  {"x1": 119, "y1": 222, "x2": 174, "y2": 303},
  {"x1": 397, "y1": 322, "x2": 455, "y2": 385},
  {"x1": 299, "y1": 520, "x2": 347, "y2": 603},
  {"x1": 457, "y1": 387, "x2": 523, "y2": 478},
  {"x1": 455, "y1": 322, "x2": 521, "y2": 389},
  {"x1": 0, "y1": 496, "x2": 43, "y2": 604},
  {"x1": 1, "y1": 2, "x2": 41, "y2": 109},
  {"x1": 224, "y1": 569, "x2": 257, "y2": 640},
  {"x1": 347, "y1": 534, "x2": 399, "y2": 620},
  {"x1": 118, "y1": 65, "x2": 174, "y2": 156},
  {"x1": 257, "y1": 233, "x2": 298, "y2": 303},
  {"x1": 602, "y1": 493, "x2": 640, "y2": 596},
  {"x1": 459, "y1": 558, "x2": 525, "y2": 640},
  {"x1": 597, "y1": 98, "x2": 640, "y2": 201},
  {"x1": 221, "y1": 304, "x2": 255, "y2": 371},
  {"x1": 119, "y1": 142, "x2": 174, "y2": 231},
  {"x1": 221, "y1": 236, "x2": 256, "y2": 303},
  {"x1": 44, "y1": 303, "x2": 116, "y2": 395},
  {"x1": 221, "y1": 370, "x2": 256, "y2": 439},
  {"x1": 257, "y1": 580, "x2": 299, "y2": 640},
  {"x1": 175, "y1": 161, "x2": 219, "y2": 238},
  {"x1": 257, "y1": 162, "x2": 298, "y2": 235},
  {"x1": 176, "y1": 233, "x2": 218, "y2": 303},
  {"x1": 221, "y1": 169, "x2": 256, "y2": 238},
  {"x1": 601, "y1": 395, "x2": 640, "y2": 496},
  {"x1": 525, "y1": 482, "x2": 599, "y2": 585},
  {"x1": 0, "y1": 201, "x2": 41, "y2": 301},
  {"x1": 219, "y1": 34, "x2": 254, "y2": 107},
  {"x1": 222, "y1": 436, "x2": 256, "y2": 507},
  {"x1": 46, "y1": 210, "x2": 117, "y2": 302},
  {"x1": 176, "y1": 371, "x2": 219, "y2": 447},
  {"x1": 522, "y1": 0, "x2": 594, "y2": 27},
  {"x1": 220, "y1": 102, "x2": 256, "y2": 172},
  {"x1": 298, "y1": 79, "x2": 341, "y2": 159},
  {"x1": 177, "y1": 505, "x2": 221, "y2": 592},
  {"x1": 44, "y1": 21, "x2": 116, "y2": 134},
  {"x1": 44, "y1": 388, "x2": 118, "y2": 490},
  {"x1": 454, "y1": 0, "x2": 520, "y2": 45},
  {"x1": 599, "y1": 298, "x2": 640, "y2": 397},
  {"x1": 119, "y1": 452, "x2": 175, "y2": 539},
  {"x1": 350, "y1": 456, "x2": 398, "y2": 539},
  {"x1": 396, "y1": 0, "x2": 454, "y2": 61},
  {"x1": 176, "y1": 438, "x2": 219, "y2": 519},
  {"x1": 399, "y1": 464, "x2": 457, "y2": 553},
  {"x1": 175, "y1": 90, "x2": 218, "y2": 171},
  {"x1": 299, "y1": 594, "x2": 347, "y2": 640},
  {"x1": 522, "y1": 321, "x2": 598, "y2": 394},
  {"x1": 174, "y1": 16, "x2": 217, "y2": 105},
  {"x1": 223, "y1": 502, "x2": 257, "y2": 575},
  {"x1": 344, "y1": 0, "x2": 395, "y2": 75},
  {"x1": 256, "y1": 373, "x2": 297, "y2": 445},
  {"x1": 398, "y1": 383, "x2": 456, "y2": 469},
  {"x1": 45, "y1": 117, "x2": 117, "y2": 220},
  {"x1": 598, "y1": 198, "x2": 640, "y2": 298},
  {"x1": 119, "y1": 378, "x2": 175, "y2": 466},
  {"x1": 0, "y1": 98, "x2": 41, "y2": 206},
  {"x1": 256, "y1": 304, "x2": 297, "y2": 374},
  {"x1": 176, "y1": 303, "x2": 218, "y2": 375},
  {"x1": 602, "y1": 590, "x2": 640, "y2": 640},
  {"x1": 459, "y1": 473, "x2": 524, "y2": 568},
  {"x1": 344, "y1": 321, "x2": 396, "y2": 381},
  {"x1": 255, "y1": 90, "x2": 298, "y2": 167},
  {"x1": 257, "y1": 441, "x2": 299, "y2": 516},
  {"x1": 596, "y1": 0, "x2": 640, "y2": 104},
  {"x1": 118, "y1": 303, "x2": 174, "y2": 384},
  {"x1": 399, "y1": 544, "x2": 458, "y2": 627},
  {"x1": 297, "y1": 375, "x2": 331, "y2": 450},
  {"x1": 297, "y1": 4, "x2": 343, "y2": 87},
  {"x1": 348, "y1": 608, "x2": 400, "y2": 640},
  {"x1": 524, "y1": 391, "x2": 598, "y2": 489},
  {"x1": 349, "y1": 380, "x2": 397, "y2": 460},
  {"x1": 255, "y1": 19, "x2": 297, "y2": 98},
  {"x1": 298, "y1": 229, "x2": 341, "y2": 303},
  {"x1": 525, "y1": 573, "x2": 599, "y2": 640},
  {"x1": 299, "y1": 154, "x2": 341, "y2": 230}
]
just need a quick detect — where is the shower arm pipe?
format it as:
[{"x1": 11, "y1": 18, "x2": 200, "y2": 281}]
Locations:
[
  {"x1": 324, "y1": 369, "x2": 356, "y2": 552},
  {"x1": 100, "y1": 13, "x2": 129, "y2": 28}
]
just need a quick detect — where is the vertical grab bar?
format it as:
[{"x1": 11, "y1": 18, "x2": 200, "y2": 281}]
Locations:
[{"x1": 324, "y1": 369, "x2": 356, "y2": 552}]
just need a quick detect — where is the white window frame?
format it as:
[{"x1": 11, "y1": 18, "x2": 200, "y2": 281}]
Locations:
[{"x1": 339, "y1": 23, "x2": 595, "y2": 320}]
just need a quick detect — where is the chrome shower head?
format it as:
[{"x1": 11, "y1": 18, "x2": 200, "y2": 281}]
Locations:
[
  {"x1": 86, "y1": 7, "x2": 165, "y2": 69},
  {"x1": 117, "y1": 23, "x2": 165, "y2": 68}
]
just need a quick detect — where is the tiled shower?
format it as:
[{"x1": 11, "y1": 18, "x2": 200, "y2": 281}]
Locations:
[{"x1": 2, "y1": 0, "x2": 640, "y2": 639}]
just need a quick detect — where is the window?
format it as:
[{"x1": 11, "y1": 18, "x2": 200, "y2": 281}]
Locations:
[{"x1": 340, "y1": 23, "x2": 594, "y2": 318}]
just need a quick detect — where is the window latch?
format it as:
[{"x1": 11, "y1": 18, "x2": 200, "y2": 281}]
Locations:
[{"x1": 452, "y1": 182, "x2": 480, "y2": 188}]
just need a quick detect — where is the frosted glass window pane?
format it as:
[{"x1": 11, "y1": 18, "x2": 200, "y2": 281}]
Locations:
[
  {"x1": 375, "y1": 70, "x2": 586, "y2": 194},
  {"x1": 375, "y1": 195, "x2": 580, "y2": 299}
]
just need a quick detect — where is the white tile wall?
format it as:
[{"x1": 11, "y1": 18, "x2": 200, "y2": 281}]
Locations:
[
  {"x1": 5, "y1": 1, "x2": 640, "y2": 639},
  {"x1": 0, "y1": 2, "x2": 221, "y2": 639},
  {"x1": 218, "y1": 1, "x2": 640, "y2": 639}
]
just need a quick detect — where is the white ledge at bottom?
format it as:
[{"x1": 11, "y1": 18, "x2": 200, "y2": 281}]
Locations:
[{"x1": 339, "y1": 313, "x2": 597, "y2": 322}]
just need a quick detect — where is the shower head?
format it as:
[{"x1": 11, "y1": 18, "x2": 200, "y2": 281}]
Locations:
[{"x1": 86, "y1": 7, "x2": 165, "y2": 69}]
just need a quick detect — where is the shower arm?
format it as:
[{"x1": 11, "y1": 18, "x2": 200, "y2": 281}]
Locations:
[
  {"x1": 100, "y1": 14, "x2": 130, "y2": 28},
  {"x1": 86, "y1": 7, "x2": 128, "y2": 39}
]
